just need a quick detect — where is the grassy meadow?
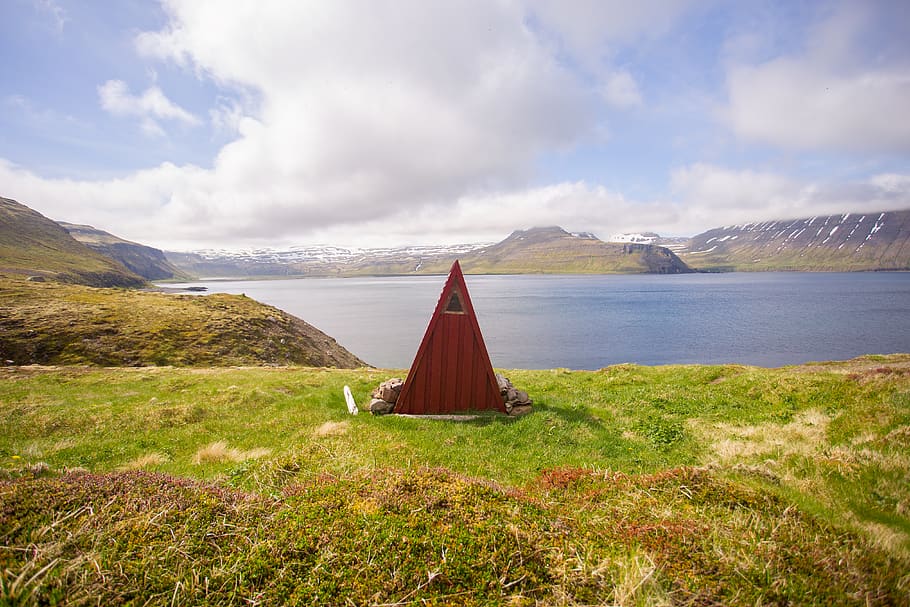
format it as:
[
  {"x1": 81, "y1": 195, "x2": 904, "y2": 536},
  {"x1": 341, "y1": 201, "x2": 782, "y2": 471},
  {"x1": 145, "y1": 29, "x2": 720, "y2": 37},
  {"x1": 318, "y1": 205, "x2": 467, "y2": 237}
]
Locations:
[{"x1": 2, "y1": 356, "x2": 909, "y2": 605}]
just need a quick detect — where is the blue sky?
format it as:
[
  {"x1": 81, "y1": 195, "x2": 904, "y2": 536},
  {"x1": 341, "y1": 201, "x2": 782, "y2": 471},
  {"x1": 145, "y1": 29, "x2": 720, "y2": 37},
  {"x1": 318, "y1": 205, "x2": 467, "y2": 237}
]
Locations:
[{"x1": 1, "y1": 0, "x2": 908, "y2": 250}]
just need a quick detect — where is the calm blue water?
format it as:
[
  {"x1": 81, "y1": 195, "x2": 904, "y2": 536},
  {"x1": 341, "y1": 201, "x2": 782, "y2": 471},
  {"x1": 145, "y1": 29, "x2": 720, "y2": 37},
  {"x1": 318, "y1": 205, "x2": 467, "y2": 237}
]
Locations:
[{"x1": 162, "y1": 273, "x2": 910, "y2": 369}]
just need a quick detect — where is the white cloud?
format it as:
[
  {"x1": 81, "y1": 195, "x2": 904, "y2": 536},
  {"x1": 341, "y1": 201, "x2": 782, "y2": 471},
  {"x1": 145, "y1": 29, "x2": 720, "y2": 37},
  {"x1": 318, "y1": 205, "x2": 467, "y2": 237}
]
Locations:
[
  {"x1": 726, "y1": 62, "x2": 910, "y2": 152},
  {"x1": 318, "y1": 164, "x2": 910, "y2": 245},
  {"x1": 670, "y1": 163, "x2": 910, "y2": 228},
  {"x1": 527, "y1": 1, "x2": 698, "y2": 109},
  {"x1": 6, "y1": 1, "x2": 908, "y2": 251},
  {"x1": 209, "y1": 98, "x2": 245, "y2": 135},
  {"x1": 670, "y1": 163, "x2": 805, "y2": 225},
  {"x1": 528, "y1": 0, "x2": 698, "y2": 60},
  {"x1": 123, "y1": 1, "x2": 598, "y2": 239},
  {"x1": 600, "y1": 70, "x2": 643, "y2": 108},
  {"x1": 724, "y1": 1, "x2": 910, "y2": 152},
  {"x1": 4, "y1": 153, "x2": 910, "y2": 250},
  {"x1": 33, "y1": 0, "x2": 67, "y2": 33},
  {"x1": 139, "y1": 118, "x2": 166, "y2": 138},
  {"x1": 870, "y1": 173, "x2": 910, "y2": 193},
  {"x1": 98, "y1": 79, "x2": 200, "y2": 137}
]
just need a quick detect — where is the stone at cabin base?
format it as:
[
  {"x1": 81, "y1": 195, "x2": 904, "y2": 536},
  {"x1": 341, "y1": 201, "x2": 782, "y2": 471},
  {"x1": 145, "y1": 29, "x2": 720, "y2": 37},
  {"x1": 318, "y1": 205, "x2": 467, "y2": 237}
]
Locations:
[
  {"x1": 371, "y1": 378, "x2": 403, "y2": 404},
  {"x1": 367, "y1": 374, "x2": 532, "y2": 416},
  {"x1": 496, "y1": 373, "x2": 533, "y2": 415},
  {"x1": 369, "y1": 398, "x2": 395, "y2": 415}
]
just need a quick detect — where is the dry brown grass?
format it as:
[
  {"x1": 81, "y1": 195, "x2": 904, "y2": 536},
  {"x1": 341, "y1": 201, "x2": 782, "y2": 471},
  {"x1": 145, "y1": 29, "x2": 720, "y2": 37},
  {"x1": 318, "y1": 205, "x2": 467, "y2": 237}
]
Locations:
[
  {"x1": 707, "y1": 408, "x2": 832, "y2": 462},
  {"x1": 118, "y1": 452, "x2": 169, "y2": 470},
  {"x1": 861, "y1": 521, "x2": 910, "y2": 554},
  {"x1": 612, "y1": 550, "x2": 672, "y2": 607},
  {"x1": 314, "y1": 421, "x2": 350, "y2": 437},
  {"x1": 192, "y1": 441, "x2": 271, "y2": 465}
]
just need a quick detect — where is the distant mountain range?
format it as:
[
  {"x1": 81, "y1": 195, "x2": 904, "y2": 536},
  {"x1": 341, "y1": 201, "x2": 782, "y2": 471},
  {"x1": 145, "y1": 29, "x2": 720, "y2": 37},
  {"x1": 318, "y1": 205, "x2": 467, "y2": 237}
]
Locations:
[
  {"x1": 165, "y1": 242, "x2": 488, "y2": 278},
  {"x1": 167, "y1": 210, "x2": 910, "y2": 276},
  {"x1": 165, "y1": 226, "x2": 693, "y2": 277},
  {"x1": 3, "y1": 195, "x2": 909, "y2": 281}
]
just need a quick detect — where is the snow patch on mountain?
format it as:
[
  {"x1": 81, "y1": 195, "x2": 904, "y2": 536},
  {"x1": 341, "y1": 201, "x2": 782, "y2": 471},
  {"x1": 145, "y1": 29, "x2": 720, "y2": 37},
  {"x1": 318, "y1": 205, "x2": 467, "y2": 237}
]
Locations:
[
  {"x1": 607, "y1": 232, "x2": 659, "y2": 244},
  {"x1": 187, "y1": 242, "x2": 490, "y2": 265}
]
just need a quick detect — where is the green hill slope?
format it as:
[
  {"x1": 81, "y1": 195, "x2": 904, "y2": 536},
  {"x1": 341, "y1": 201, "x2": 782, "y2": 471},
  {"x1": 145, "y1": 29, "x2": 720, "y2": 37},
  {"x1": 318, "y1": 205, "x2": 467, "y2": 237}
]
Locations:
[
  {"x1": 0, "y1": 197, "x2": 145, "y2": 287},
  {"x1": 59, "y1": 222, "x2": 190, "y2": 281},
  {"x1": 0, "y1": 279, "x2": 366, "y2": 367},
  {"x1": 1, "y1": 197, "x2": 365, "y2": 368}
]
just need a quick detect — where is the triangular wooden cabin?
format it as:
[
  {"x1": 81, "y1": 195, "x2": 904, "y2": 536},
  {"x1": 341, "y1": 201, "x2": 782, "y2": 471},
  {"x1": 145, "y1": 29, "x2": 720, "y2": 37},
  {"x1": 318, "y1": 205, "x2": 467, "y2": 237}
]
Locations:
[{"x1": 395, "y1": 260, "x2": 506, "y2": 415}]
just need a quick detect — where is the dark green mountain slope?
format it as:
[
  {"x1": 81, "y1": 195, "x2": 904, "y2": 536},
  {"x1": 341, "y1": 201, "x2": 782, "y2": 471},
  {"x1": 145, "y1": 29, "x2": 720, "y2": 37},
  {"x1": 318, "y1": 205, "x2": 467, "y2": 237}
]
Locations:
[
  {"x1": 0, "y1": 196, "x2": 145, "y2": 287},
  {"x1": 59, "y1": 222, "x2": 189, "y2": 281},
  {"x1": 680, "y1": 209, "x2": 910, "y2": 271}
]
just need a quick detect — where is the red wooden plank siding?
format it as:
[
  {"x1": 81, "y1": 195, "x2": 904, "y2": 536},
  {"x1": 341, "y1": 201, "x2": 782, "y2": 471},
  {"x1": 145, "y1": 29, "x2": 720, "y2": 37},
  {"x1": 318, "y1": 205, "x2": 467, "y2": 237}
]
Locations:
[
  {"x1": 445, "y1": 316, "x2": 460, "y2": 409},
  {"x1": 396, "y1": 261, "x2": 505, "y2": 415},
  {"x1": 461, "y1": 316, "x2": 476, "y2": 409},
  {"x1": 428, "y1": 323, "x2": 444, "y2": 414},
  {"x1": 456, "y1": 318, "x2": 469, "y2": 410}
]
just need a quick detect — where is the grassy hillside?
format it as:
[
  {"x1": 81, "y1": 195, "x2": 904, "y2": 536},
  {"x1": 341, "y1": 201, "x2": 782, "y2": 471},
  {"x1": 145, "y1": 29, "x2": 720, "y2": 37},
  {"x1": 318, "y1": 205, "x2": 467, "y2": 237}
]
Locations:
[
  {"x1": 364, "y1": 227, "x2": 693, "y2": 275},
  {"x1": 0, "y1": 278, "x2": 365, "y2": 368},
  {"x1": 0, "y1": 197, "x2": 145, "y2": 287},
  {"x1": 2, "y1": 356, "x2": 908, "y2": 604},
  {"x1": 60, "y1": 222, "x2": 190, "y2": 281}
]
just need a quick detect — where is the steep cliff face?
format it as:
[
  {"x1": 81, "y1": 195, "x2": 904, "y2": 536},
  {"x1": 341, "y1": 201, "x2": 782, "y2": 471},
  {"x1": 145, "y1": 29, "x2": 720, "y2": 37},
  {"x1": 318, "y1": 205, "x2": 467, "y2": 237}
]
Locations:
[
  {"x1": 680, "y1": 210, "x2": 910, "y2": 272},
  {"x1": 625, "y1": 242, "x2": 693, "y2": 274},
  {"x1": 59, "y1": 222, "x2": 188, "y2": 281}
]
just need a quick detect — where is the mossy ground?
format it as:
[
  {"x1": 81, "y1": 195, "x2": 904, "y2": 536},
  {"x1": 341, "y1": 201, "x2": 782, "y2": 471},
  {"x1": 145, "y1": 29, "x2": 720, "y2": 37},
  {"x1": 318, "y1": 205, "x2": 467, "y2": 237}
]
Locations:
[
  {"x1": 0, "y1": 278, "x2": 364, "y2": 368},
  {"x1": 2, "y1": 356, "x2": 909, "y2": 605}
]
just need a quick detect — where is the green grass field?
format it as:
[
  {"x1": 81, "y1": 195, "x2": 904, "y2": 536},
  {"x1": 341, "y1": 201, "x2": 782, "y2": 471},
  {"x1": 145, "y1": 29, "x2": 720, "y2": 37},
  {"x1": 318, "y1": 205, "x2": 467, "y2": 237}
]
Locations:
[{"x1": 2, "y1": 356, "x2": 909, "y2": 605}]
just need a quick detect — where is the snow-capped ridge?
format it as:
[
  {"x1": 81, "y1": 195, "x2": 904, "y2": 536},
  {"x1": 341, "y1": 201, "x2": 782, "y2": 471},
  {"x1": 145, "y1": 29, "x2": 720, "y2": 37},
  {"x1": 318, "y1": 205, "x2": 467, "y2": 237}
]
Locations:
[{"x1": 608, "y1": 232, "x2": 659, "y2": 244}]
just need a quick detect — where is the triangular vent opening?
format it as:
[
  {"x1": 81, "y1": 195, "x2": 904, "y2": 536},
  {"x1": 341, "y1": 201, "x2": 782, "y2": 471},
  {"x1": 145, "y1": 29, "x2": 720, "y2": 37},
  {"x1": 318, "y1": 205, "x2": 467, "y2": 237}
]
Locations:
[{"x1": 445, "y1": 290, "x2": 464, "y2": 313}]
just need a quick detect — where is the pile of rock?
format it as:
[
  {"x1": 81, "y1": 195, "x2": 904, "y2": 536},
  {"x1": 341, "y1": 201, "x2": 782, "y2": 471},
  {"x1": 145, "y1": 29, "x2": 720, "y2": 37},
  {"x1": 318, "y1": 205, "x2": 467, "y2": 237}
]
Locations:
[
  {"x1": 496, "y1": 374, "x2": 533, "y2": 416},
  {"x1": 369, "y1": 378, "x2": 403, "y2": 415},
  {"x1": 367, "y1": 375, "x2": 533, "y2": 416}
]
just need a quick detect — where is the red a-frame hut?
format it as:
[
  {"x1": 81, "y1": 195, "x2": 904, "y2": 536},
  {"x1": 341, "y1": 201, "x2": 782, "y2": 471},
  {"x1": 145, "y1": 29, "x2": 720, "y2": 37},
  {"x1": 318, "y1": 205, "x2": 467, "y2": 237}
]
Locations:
[{"x1": 395, "y1": 260, "x2": 506, "y2": 415}]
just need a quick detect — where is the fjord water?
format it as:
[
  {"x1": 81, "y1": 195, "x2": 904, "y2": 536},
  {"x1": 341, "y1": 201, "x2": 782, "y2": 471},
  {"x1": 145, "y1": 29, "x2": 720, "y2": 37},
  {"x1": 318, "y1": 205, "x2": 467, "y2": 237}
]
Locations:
[{"x1": 165, "y1": 272, "x2": 910, "y2": 369}]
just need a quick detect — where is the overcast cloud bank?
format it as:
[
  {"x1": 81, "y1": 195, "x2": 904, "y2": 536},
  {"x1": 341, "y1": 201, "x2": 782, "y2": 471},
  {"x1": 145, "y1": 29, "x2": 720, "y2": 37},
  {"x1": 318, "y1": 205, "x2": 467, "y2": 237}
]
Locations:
[{"x1": 2, "y1": 0, "x2": 909, "y2": 250}]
